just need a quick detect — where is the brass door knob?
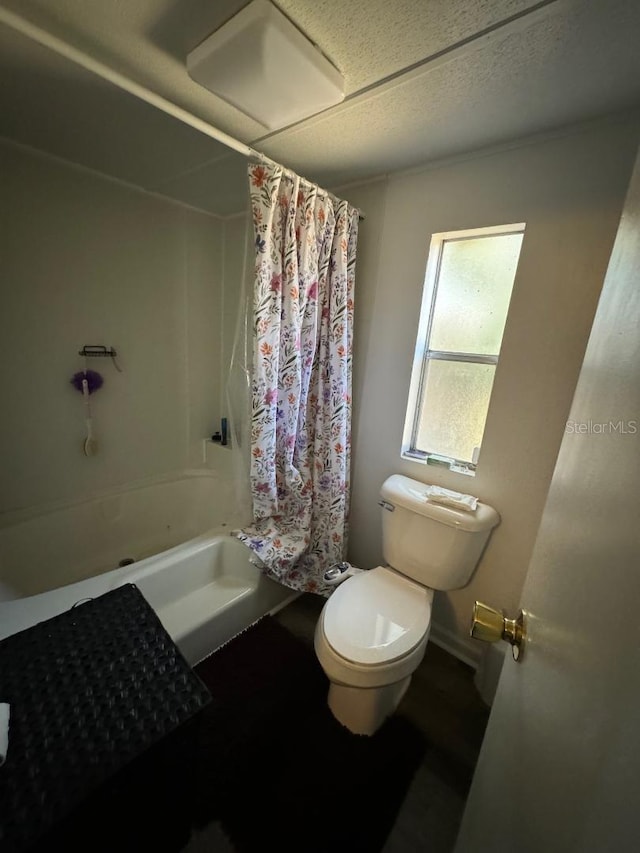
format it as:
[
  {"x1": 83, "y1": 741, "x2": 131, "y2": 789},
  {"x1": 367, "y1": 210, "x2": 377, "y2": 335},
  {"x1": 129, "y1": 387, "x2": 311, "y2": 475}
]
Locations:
[{"x1": 470, "y1": 601, "x2": 526, "y2": 661}]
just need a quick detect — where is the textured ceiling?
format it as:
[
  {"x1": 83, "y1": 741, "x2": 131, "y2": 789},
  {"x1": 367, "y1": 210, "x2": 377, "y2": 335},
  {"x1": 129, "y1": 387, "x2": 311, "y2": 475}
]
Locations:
[
  {"x1": 0, "y1": 0, "x2": 639, "y2": 216},
  {"x1": 274, "y1": 0, "x2": 536, "y2": 93},
  {"x1": 0, "y1": 0, "x2": 537, "y2": 129},
  {"x1": 263, "y1": 1, "x2": 640, "y2": 184}
]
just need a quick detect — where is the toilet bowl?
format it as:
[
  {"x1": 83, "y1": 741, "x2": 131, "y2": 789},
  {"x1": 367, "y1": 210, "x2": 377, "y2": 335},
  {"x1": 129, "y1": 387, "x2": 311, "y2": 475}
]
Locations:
[
  {"x1": 314, "y1": 474, "x2": 500, "y2": 736},
  {"x1": 314, "y1": 566, "x2": 434, "y2": 735}
]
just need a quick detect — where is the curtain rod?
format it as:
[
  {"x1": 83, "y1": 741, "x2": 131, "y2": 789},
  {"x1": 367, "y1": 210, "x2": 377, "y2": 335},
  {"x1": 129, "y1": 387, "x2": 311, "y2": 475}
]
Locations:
[{"x1": 0, "y1": 7, "x2": 364, "y2": 219}]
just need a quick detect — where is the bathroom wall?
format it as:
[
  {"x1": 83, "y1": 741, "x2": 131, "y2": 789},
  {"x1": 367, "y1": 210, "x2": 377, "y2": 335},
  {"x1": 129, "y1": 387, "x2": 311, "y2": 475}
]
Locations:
[
  {"x1": 220, "y1": 213, "x2": 252, "y2": 411},
  {"x1": 342, "y1": 115, "x2": 640, "y2": 663},
  {"x1": 0, "y1": 139, "x2": 225, "y2": 514}
]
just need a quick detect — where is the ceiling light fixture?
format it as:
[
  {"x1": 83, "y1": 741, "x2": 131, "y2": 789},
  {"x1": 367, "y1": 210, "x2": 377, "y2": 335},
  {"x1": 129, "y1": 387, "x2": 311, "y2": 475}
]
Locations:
[{"x1": 186, "y1": 0, "x2": 344, "y2": 132}]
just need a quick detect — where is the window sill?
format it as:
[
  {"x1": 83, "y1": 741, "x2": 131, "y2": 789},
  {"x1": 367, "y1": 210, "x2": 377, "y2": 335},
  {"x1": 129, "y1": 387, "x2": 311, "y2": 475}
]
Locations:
[{"x1": 401, "y1": 450, "x2": 476, "y2": 477}]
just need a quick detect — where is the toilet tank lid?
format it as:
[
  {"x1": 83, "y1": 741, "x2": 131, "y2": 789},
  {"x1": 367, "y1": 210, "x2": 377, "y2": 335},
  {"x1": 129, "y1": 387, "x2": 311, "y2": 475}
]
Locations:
[{"x1": 380, "y1": 475, "x2": 500, "y2": 532}]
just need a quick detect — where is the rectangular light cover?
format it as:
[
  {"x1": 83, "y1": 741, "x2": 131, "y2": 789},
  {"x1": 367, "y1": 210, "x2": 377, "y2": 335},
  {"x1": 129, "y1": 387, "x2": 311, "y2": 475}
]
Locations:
[{"x1": 187, "y1": 0, "x2": 345, "y2": 131}]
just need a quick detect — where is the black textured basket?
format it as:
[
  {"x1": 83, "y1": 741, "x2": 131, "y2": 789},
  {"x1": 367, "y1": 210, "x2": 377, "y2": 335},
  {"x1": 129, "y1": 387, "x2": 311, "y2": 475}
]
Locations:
[{"x1": 0, "y1": 583, "x2": 211, "y2": 853}]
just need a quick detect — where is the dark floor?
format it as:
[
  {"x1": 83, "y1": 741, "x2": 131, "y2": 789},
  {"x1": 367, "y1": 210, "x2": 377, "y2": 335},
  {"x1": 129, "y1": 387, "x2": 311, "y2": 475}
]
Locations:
[
  {"x1": 273, "y1": 594, "x2": 490, "y2": 853},
  {"x1": 185, "y1": 593, "x2": 490, "y2": 853}
]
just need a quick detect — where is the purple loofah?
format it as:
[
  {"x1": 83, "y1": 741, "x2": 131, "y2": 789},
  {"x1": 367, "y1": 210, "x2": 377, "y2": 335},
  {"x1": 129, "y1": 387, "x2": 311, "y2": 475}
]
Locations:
[{"x1": 70, "y1": 369, "x2": 104, "y2": 394}]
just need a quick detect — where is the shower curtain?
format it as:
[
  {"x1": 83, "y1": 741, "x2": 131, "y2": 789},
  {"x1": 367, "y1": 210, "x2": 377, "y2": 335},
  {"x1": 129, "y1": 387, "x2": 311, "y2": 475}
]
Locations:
[{"x1": 233, "y1": 162, "x2": 359, "y2": 595}]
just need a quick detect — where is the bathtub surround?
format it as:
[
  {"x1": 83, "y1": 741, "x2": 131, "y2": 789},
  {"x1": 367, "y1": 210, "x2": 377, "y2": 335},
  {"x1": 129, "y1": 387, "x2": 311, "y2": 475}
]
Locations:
[
  {"x1": 235, "y1": 164, "x2": 359, "y2": 594},
  {"x1": 0, "y1": 471, "x2": 236, "y2": 598},
  {"x1": 0, "y1": 137, "x2": 239, "y2": 516}
]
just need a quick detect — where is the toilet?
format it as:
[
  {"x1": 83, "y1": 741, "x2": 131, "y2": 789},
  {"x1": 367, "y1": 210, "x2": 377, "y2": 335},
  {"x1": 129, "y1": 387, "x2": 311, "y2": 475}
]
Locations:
[{"x1": 314, "y1": 473, "x2": 500, "y2": 735}]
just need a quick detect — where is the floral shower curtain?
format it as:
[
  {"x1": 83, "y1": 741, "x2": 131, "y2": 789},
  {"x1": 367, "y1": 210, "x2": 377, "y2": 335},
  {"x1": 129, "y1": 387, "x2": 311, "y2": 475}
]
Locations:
[{"x1": 234, "y1": 163, "x2": 359, "y2": 595}]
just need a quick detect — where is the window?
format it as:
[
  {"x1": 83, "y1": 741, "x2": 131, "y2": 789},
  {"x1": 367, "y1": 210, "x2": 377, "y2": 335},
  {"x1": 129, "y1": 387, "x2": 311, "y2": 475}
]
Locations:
[{"x1": 402, "y1": 223, "x2": 525, "y2": 474}]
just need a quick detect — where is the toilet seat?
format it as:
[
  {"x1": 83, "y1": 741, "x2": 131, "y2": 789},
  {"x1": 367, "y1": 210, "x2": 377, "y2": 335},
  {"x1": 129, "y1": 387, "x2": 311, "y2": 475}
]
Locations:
[{"x1": 323, "y1": 567, "x2": 432, "y2": 666}]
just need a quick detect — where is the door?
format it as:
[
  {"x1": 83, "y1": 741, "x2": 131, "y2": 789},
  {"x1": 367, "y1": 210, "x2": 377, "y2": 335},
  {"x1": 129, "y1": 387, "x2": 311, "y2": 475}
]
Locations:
[{"x1": 455, "y1": 146, "x2": 640, "y2": 853}]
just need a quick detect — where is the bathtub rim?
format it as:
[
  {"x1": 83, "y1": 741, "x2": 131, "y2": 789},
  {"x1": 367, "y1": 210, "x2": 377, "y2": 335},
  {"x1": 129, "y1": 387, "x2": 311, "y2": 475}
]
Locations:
[{"x1": 0, "y1": 528, "x2": 270, "y2": 644}]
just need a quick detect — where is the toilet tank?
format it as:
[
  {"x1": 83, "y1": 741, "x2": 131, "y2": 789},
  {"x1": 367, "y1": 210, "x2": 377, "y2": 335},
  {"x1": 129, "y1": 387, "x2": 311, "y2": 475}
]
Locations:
[{"x1": 379, "y1": 475, "x2": 500, "y2": 590}]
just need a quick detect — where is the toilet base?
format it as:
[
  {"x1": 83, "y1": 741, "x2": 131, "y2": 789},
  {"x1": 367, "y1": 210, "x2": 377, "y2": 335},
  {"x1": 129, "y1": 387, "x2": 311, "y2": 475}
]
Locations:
[{"x1": 327, "y1": 675, "x2": 412, "y2": 736}]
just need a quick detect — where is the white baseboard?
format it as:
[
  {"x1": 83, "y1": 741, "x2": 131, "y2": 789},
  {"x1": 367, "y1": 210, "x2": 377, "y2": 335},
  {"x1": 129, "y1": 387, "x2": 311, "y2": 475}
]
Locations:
[
  {"x1": 429, "y1": 621, "x2": 483, "y2": 670},
  {"x1": 268, "y1": 590, "x2": 301, "y2": 616}
]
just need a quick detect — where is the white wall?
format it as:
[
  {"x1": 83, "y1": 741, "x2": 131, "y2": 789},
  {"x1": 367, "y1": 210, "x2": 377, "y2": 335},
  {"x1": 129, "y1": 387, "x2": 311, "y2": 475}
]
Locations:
[
  {"x1": 455, "y1": 143, "x2": 640, "y2": 853},
  {"x1": 220, "y1": 213, "x2": 252, "y2": 409},
  {"x1": 0, "y1": 140, "x2": 224, "y2": 513},
  {"x1": 343, "y1": 116, "x2": 640, "y2": 663}
]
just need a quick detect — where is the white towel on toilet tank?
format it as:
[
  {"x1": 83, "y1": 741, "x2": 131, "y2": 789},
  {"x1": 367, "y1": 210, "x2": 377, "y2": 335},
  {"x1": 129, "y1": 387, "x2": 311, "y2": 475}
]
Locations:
[{"x1": 424, "y1": 486, "x2": 478, "y2": 512}]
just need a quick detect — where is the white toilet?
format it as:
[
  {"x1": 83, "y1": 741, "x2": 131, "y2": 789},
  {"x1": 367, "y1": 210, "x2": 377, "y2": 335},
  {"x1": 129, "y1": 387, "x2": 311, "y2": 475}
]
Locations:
[{"x1": 314, "y1": 473, "x2": 500, "y2": 735}]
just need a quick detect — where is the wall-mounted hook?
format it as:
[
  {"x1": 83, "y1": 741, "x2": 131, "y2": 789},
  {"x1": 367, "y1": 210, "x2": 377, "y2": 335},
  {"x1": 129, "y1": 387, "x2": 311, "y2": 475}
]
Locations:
[{"x1": 78, "y1": 345, "x2": 123, "y2": 372}]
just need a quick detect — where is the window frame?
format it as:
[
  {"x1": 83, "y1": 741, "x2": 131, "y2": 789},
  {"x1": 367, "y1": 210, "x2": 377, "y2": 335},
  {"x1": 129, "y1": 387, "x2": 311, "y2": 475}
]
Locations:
[{"x1": 402, "y1": 222, "x2": 526, "y2": 474}]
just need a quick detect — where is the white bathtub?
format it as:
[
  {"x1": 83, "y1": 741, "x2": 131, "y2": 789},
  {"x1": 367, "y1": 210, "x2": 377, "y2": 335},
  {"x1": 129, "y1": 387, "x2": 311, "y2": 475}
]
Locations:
[{"x1": 0, "y1": 471, "x2": 297, "y2": 663}]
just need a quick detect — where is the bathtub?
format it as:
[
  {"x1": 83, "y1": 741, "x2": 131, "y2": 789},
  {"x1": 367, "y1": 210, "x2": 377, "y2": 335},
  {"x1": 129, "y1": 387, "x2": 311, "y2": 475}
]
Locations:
[{"x1": 0, "y1": 470, "x2": 297, "y2": 663}]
